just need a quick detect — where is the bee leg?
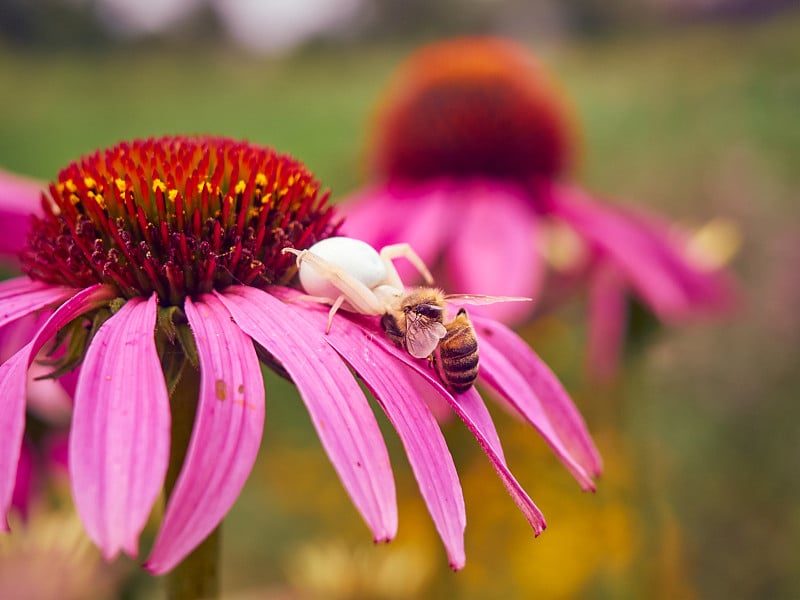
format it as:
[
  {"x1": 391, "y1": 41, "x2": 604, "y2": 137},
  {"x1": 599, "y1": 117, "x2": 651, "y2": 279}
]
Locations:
[{"x1": 379, "y1": 243, "x2": 435, "y2": 287}]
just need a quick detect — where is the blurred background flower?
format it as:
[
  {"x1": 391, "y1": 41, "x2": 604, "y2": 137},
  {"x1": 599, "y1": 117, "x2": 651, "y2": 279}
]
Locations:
[
  {"x1": 340, "y1": 36, "x2": 738, "y2": 380},
  {"x1": 0, "y1": 509, "x2": 127, "y2": 600},
  {"x1": 0, "y1": 1, "x2": 798, "y2": 599}
]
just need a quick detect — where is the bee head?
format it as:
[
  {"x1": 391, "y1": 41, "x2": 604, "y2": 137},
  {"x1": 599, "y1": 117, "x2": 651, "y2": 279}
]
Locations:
[{"x1": 405, "y1": 303, "x2": 445, "y2": 320}]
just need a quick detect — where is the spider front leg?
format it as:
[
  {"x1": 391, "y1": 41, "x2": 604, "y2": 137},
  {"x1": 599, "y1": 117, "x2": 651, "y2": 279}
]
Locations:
[{"x1": 378, "y1": 243, "x2": 435, "y2": 289}]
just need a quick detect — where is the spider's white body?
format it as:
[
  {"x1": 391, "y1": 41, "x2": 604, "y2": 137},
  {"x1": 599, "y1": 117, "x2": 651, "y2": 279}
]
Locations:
[{"x1": 283, "y1": 236, "x2": 434, "y2": 330}]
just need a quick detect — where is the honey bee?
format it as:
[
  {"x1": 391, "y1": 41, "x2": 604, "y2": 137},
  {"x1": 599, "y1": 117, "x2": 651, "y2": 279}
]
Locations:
[
  {"x1": 283, "y1": 237, "x2": 529, "y2": 392},
  {"x1": 380, "y1": 287, "x2": 500, "y2": 393}
]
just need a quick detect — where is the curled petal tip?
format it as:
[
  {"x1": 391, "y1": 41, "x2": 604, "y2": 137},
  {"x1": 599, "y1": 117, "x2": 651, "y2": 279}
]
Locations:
[
  {"x1": 533, "y1": 519, "x2": 548, "y2": 537},
  {"x1": 100, "y1": 546, "x2": 122, "y2": 562},
  {"x1": 141, "y1": 560, "x2": 159, "y2": 575},
  {"x1": 373, "y1": 530, "x2": 396, "y2": 544},
  {"x1": 448, "y1": 549, "x2": 467, "y2": 571}
]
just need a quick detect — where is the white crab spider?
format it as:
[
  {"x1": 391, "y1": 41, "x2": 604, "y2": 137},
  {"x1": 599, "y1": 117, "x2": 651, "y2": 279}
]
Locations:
[{"x1": 281, "y1": 236, "x2": 435, "y2": 332}]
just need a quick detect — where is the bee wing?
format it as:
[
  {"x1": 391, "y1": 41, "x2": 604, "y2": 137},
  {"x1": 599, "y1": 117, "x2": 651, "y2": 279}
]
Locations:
[
  {"x1": 405, "y1": 313, "x2": 447, "y2": 359},
  {"x1": 443, "y1": 294, "x2": 532, "y2": 306}
]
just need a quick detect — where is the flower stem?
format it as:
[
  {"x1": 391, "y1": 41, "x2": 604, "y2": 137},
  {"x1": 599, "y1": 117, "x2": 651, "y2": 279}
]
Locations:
[{"x1": 164, "y1": 363, "x2": 220, "y2": 600}]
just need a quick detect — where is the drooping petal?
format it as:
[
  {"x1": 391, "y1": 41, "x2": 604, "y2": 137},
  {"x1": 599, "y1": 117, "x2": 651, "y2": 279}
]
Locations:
[
  {"x1": 145, "y1": 294, "x2": 265, "y2": 574},
  {"x1": 295, "y1": 297, "x2": 466, "y2": 569},
  {"x1": 0, "y1": 283, "x2": 116, "y2": 530},
  {"x1": 0, "y1": 278, "x2": 76, "y2": 329},
  {"x1": 548, "y1": 183, "x2": 735, "y2": 320},
  {"x1": 548, "y1": 184, "x2": 690, "y2": 314},
  {"x1": 11, "y1": 440, "x2": 34, "y2": 520},
  {"x1": 0, "y1": 346, "x2": 35, "y2": 533},
  {"x1": 586, "y1": 264, "x2": 629, "y2": 381},
  {"x1": 446, "y1": 182, "x2": 541, "y2": 324},
  {"x1": 473, "y1": 315, "x2": 602, "y2": 484},
  {"x1": 215, "y1": 286, "x2": 397, "y2": 542},
  {"x1": 417, "y1": 379, "x2": 547, "y2": 536},
  {"x1": 0, "y1": 277, "x2": 56, "y2": 300},
  {"x1": 343, "y1": 311, "x2": 547, "y2": 535},
  {"x1": 622, "y1": 207, "x2": 738, "y2": 317},
  {"x1": 0, "y1": 312, "x2": 72, "y2": 422},
  {"x1": 70, "y1": 294, "x2": 169, "y2": 560},
  {"x1": 477, "y1": 342, "x2": 595, "y2": 490},
  {"x1": 0, "y1": 168, "x2": 44, "y2": 257}
]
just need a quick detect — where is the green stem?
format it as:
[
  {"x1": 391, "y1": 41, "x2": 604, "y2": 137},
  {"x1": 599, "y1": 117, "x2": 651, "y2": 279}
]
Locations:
[{"x1": 164, "y1": 363, "x2": 221, "y2": 600}]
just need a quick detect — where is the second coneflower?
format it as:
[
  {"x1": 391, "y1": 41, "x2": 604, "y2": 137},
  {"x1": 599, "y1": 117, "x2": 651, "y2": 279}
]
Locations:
[
  {"x1": 342, "y1": 37, "x2": 737, "y2": 378},
  {"x1": 0, "y1": 136, "x2": 600, "y2": 582}
]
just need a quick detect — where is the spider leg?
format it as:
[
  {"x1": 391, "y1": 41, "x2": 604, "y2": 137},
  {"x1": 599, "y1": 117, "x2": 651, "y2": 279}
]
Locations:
[
  {"x1": 282, "y1": 293, "x2": 348, "y2": 334},
  {"x1": 286, "y1": 293, "x2": 336, "y2": 305},
  {"x1": 326, "y1": 295, "x2": 347, "y2": 333},
  {"x1": 379, "y1": 243, "x2": 435, "y2": 288}
]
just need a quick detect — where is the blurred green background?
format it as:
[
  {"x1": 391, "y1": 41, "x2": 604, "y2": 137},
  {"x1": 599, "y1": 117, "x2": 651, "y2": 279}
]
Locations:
[{"x1": 1, "y1": 2, "x2": 798, "y2": 599}]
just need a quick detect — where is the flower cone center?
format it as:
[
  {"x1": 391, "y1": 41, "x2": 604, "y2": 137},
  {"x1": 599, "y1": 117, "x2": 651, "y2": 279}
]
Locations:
[
  {"x1": 20, "y1": 136, "x2": 339, "y2": 305},
  {"x1": 372, "y1": 38, "x2": 576, "y2": 183}
]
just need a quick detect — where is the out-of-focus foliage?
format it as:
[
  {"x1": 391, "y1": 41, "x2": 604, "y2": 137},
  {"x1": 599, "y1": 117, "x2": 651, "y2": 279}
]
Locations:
[{"x1": 0, "y1": 5, "x2": 798, "y2": 599}]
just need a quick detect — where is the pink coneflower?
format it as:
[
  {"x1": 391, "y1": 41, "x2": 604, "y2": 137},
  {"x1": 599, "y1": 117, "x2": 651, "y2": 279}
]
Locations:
[
  {"x1": 0, "y1": 136, "x2": 600, "y2": 582},
  {"x1": 342, "y1": 37, "x2": 737, "y2": 379}
]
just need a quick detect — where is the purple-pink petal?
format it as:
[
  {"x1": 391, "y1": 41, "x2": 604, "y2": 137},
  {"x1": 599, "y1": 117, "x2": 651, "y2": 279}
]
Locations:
[
  {"x1": 473, "y1": 315, "x2": 602, "y2": 483},
  {"x1": 70, "y1": 294, "x2": 170, "y2": 560},
  {"x1": 621, "y1": 207, "x2": 738, "y2": 317},
  {"x1": 427, "y1": 383, "x2": 547, "y2": 535},
  {"x1": 586, "y1": 265, "x2": 629, "y2": 381},
  {"x1": 145, "y1": 294, "x2": 265, "y2": 574},
  {"x1": 446, "y1": 182, "x2": 541, "y2": 324},
  {"x1": 548, "y1": 183, "x2": 734, "y2": 320},
  {"x1": 0, "y1": 345, "x2": 35, "y2": 532},
  {"x1": 214, "y1": 286, "x2": 398, "y2": 542},
  {"x1": 0, "y1": 168, "x2": 43, "y2": 257},
  {"x1": 295, "y1": 297, "x2": 467, "y2": 569},
  {"x1": 11, "y1": 441, "x2": 33, "y2": 520},
  {"x1": 0, "y1": 278, "x2": 76, "y2": 329},
  {"x1": 548, "y1": 184, "x2": 690, "y2": 313},
  {"x1": 0, "y1": 283, "x2": 116, "y2": 530},
  {"x1": 354, "y1": 317, "x2": 547, "y2": 535}
]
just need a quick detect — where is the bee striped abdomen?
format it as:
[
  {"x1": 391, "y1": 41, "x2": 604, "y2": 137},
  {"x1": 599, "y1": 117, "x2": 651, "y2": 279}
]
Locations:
[{"x1": 436, "y1": 309, "x2": 479, "y2": 394}]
